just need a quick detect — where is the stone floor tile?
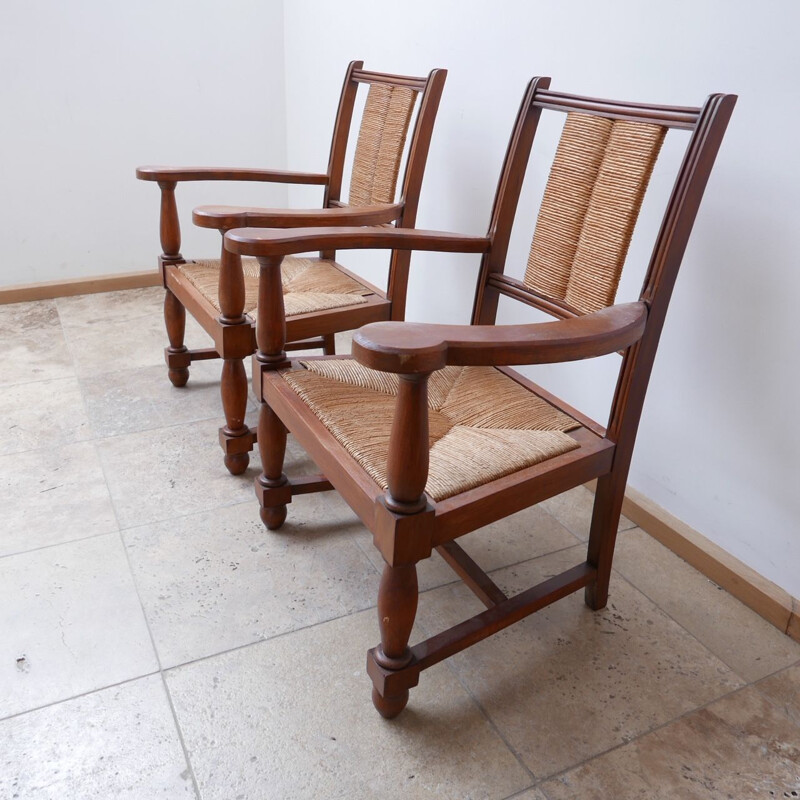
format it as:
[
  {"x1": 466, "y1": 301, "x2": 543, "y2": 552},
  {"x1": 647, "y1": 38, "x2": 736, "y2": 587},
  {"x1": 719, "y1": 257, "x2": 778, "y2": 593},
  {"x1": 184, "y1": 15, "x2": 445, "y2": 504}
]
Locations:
[
  {"x1": 0, "y1": 534, "x2": 158, "y2": 718},
  {"x1": 124, "y1": 495, "x2": 380, "y2": 668},
  {"x1": 0, "y1": 674, "x2": 195, "y2": 799},
  {"x1": 539, "y1": 485, "x2": 634, "y2": 541},
  {"x1": 757, "y1": 662, "x2": 800, "y2": 726},
  {"x1": 96, "y1": 416, "x2": 262, "y2": 528},
  {"x1": 0, "y1": 377, "x2": 92, "y2": 456},
  {"x1": 354, "y1": 502, "x2": 580, "y2": 593},
  {"x1": 166, "y1": 609, "x2": 531, "y2": 800},
  {"x1": 0, "y1": 441, "x2": 117, "y2": 557},
  {"x1": 542, "y1": 683, "x2": 800, "y2": 799},
  {"x1": 614, "y1": 528, "x2": 800, "y2": 682},
  {"x1": 55, "y1": 287, "x2": 165, "y2": 329},
  {"x1": 416, "y1": 545, "x2": 743, "y2": 778},
  {"x1": 0, "y1": 328, "x2": 75, "y2": 387},
  {"x1": 80, "y1": 360, "x2": 255, "y2": 438},
  {"x1": 0, "y1": 299, "x2": 60, "y2": 336}
]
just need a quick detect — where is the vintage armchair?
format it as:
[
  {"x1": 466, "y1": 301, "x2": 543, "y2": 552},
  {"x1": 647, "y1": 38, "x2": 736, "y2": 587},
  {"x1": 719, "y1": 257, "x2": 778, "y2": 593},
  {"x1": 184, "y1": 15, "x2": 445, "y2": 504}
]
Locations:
[
  {"x1": 136, "y1": 62, "x2": 446, "y2": 473},
  {"x1": 224, "y1": 78, "x2": 736, "y2": 717}
]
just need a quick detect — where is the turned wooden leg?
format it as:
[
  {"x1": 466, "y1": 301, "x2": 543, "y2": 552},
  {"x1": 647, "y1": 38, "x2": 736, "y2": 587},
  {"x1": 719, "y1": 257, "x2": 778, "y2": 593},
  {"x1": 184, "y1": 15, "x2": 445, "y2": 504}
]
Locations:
[
  {"x1": 372, "y1": 562, "x2": 418, "y2": 718},
  {"x1": 256, "y1": 401, "x2": 288, "y2": 530},
  {"x1": 322, "y1": 333, "x2": 336, "y2": 355},
  {"x1": 221, "y1": 358, "x2": 250, "y2": 475},
  {"x1": 164, "y1": 289, "x2": 189, "y2": 387}
]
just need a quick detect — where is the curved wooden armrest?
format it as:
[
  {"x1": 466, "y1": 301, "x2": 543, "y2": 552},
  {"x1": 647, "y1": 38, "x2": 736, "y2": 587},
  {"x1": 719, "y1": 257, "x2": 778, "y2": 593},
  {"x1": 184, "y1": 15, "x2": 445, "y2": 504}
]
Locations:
[
  {"x1": 193, "y1": 203, "x2": 404, "y2": 231},
  {"x1": 135, "y1": 166, "x2": 329, "y2": 185},
  {"x1": 224, "y1": 226, "x2": 491, "y2": 257},
  {"x1": 351, "y1": 302, "x2": 648, "y2": 373}
]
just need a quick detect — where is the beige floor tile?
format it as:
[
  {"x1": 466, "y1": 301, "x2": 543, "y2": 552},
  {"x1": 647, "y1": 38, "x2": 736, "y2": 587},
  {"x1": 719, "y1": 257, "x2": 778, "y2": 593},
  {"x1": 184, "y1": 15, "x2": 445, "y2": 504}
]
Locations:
[
  {"x1": 80, "y1": 359, "x2": 255, "y2": 438},
  {"x1": 0, "y1": 328, "x2": 76, "y2": 387},
  {"x1": 124, "y1": 496, "x2": 380, "y2": 668},
  {"x1": 0, "y1": 675, "x2": 194, "y2": 798},
  {"x1": 757, "y1": 662, "x2": 800, "y2": 726},
  {"x1": 0, "y1": 377, "x2": 92, "y2": 455},
  {"x1": 62, "y1": 310, "x2": 209, "y2": 378},
  {"x1": 55, "y1": 287, "x2": 165, "y2": 329},
  {"x1": 614, "y1": 528, "x2": 800, "y2": 682},
  {"x1": 539, "y1": 485, "x2": 634, "y2": 541},
  {"x1": 543, "y1": 683, "x2": 800, "y2": 799},
  {"x1": 166, "y1": 608, "x2": 531, "y2": 800},
  {"x1": 0, "y1": 534, "x2": 158, "y2": 718},
  {"x1": 416, "y1": 545, "x2": 743, "y2": 778},
  {"x1": 0, "y1": 441, "x2": 117, "y2": 557},
  {"x1": 354, "y1": 503, "x2": 580, "y2": 593},
  {"x1": 0, "y1": 299, "x2": 60, "y2": 335},
  {"x1": 96, "y1": 416, "x2": 260, "y2": 528}
]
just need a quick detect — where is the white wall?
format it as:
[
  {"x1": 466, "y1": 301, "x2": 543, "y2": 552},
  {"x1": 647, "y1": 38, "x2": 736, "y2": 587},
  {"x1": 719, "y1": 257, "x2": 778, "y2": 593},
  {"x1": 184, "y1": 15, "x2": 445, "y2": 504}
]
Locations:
[
  {"x1": 0, "y1": 0, "x2": 289, "y2": 285},
  {"x1": 282, "y1": 0, "x2": 800, "y2": 597}
]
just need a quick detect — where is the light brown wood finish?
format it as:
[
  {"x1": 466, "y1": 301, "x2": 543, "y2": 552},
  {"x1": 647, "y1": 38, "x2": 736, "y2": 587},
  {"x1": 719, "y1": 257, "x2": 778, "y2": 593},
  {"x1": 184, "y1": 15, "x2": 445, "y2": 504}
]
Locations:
[
  {"x1": 226, "y1": 78, "x2": 737, "y2": 717},
  {"x1": 137, "y1": 62, "x2": 447, "y2": 473},
  {"x1": 0, "y1": 270, "x2": 161, "y2": 305}
]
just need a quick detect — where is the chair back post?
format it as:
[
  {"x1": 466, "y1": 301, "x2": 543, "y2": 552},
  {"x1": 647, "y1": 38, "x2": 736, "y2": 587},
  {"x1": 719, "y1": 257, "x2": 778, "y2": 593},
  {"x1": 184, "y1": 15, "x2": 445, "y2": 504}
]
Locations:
[
  {"x1": 584, "y1": 91, "x2": 736, "y2": 609},
  {"x1": 607, "y1": 92, "x2": 736, "y2": 453},
  {"x1": 386, "y1": 68, "x2": 448, "y2": 320},
  {"x1": 322, "y1": 60, "x2": 363, "y2": 210},
  {"x1": 471, "y1": 76, "x2": 552, "y2": 325}
]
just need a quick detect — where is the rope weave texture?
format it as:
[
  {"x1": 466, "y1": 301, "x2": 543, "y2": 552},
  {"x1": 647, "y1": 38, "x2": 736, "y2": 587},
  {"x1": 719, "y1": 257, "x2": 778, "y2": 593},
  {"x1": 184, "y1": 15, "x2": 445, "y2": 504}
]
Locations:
[
  {"x1": 179, "y1": 257, "x2": 371, "y2": 319},
  {"x1": 524, "y1": 112, "x2": 665, "y2": 313},
  {"x1": 283, "y1": 359, "x2": 580, "y2": 502}
]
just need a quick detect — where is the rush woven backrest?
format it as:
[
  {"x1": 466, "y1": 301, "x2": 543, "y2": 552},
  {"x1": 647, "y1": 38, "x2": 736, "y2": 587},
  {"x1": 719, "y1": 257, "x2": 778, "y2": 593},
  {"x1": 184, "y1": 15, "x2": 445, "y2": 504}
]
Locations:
[
  {"x1": 348, "y1": 83, "x2": 418, "y2": 206},
  {"x1": 524, "y1": 113, "x2": 666, "y2": 313}
]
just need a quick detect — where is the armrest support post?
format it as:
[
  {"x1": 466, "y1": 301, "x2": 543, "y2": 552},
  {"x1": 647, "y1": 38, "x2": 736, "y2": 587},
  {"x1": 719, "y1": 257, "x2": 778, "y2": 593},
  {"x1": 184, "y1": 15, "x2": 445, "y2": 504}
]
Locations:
[
  {"x1": 254, "y1": 256, "x2": 289, "y2": 370},
  {"x1": 157, "y1": 181, "x2": 183, "y2": 265},
  {"x1": 385, "y1": 374, "x2": 431, "y2": 515},
  {"x1": 218, "y1": 242, "x2": 246, "y2": 324}
]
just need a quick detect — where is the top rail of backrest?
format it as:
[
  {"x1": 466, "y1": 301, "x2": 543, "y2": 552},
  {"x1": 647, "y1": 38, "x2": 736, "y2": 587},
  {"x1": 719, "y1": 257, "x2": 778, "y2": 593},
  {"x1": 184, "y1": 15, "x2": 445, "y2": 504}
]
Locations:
[
  {"x1": 533, "y1": 89, "x2": 702, "y2": 130},
  {"x1": 351, "y1": 68, "x2": 429, "y2": 92}
]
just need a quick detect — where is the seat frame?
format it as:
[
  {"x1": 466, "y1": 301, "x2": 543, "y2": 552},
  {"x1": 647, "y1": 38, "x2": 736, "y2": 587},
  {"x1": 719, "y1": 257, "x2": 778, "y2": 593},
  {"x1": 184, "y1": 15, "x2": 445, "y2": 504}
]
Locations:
[
  {"x1": 136, "y1": 62, "x2": 446, "y2": 473},
  {"x1": 224, "y1": 77, "x2": 736, "y2": 717}
]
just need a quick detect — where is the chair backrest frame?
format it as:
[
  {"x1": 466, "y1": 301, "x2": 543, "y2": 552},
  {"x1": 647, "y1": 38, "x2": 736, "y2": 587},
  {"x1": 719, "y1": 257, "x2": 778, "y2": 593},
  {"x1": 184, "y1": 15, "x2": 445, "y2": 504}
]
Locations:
[
  {"x1": 319, "y1": 62, "x2": 447, "y2": 316},
  {"x1": 469, "y1": 79, "x2": 736, "y2": 448}
]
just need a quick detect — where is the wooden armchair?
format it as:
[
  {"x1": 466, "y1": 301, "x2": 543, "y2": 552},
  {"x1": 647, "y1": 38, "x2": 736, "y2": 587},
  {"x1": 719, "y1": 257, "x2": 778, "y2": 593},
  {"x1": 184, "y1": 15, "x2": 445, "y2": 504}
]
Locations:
[
  {"x1": 136, "y1": 62, "x2": 446, "y2": 473},
  {"x1": 224, "y1": 78, "x2": 736, "y2": 717}
]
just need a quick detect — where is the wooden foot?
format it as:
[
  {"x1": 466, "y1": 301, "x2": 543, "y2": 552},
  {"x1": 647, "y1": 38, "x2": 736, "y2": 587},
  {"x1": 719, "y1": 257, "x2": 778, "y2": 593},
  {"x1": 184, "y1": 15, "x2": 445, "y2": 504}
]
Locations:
[
  {"x1": 168, "y1": 366, "x2": 189, "y2": 387},
  {"x1": 260, "y1": 503, "x2": 287, "y2": 530},
  {"x1": 371, "y1": 686, "x2": 409, "y2": 719},
  {"x1": 224, "y1": 452, "x2": 250, "y2": 475},
  {"x1": 257, "y1": 401, "x2": 289, "y2": 529},
  {"x1": 221, "y1": 358, "x2": 249, "y2": 474}
]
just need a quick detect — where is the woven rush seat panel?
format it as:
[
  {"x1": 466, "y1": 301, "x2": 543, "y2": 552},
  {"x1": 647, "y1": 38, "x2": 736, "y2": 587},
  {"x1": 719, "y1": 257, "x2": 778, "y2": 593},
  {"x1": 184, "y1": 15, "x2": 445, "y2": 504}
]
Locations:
[
  {"x1": 282, "y1": 359, "x2": 581, "y2": 502},
  {"x1": 524, "y1": 112, "x2": 665, "y2": 314},
  {"x1": 178, "y1": 257, "x2": 372, "y2": 318}
]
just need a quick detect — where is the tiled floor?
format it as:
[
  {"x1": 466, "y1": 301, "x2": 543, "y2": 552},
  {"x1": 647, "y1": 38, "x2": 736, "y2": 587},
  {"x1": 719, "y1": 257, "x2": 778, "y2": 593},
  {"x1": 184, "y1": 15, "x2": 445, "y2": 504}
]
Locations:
[{"x1": 2, "y1": 287, "x2": 799, "y2": 799}]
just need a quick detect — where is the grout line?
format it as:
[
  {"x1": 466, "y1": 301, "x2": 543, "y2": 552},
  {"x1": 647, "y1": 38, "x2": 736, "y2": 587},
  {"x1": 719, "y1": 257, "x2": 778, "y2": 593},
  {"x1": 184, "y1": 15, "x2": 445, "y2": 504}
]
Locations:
[
  {"x1": 159, "y1": 673, "x2": 203, "y2": 800},
  {"x1": 536, "y1": 678, "x2": 752, "y2": 786},
  {"x1": 0, "y1": 671, "x2": 161, "y2": 724},
  {"x1": 0, "y1": 525, "x2": 118, "y2": 562}
]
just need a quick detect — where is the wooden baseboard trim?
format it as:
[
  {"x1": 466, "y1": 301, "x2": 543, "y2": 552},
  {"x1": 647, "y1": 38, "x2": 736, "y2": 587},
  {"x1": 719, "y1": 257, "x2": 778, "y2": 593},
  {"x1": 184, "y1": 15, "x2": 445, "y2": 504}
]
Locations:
[
  {"x1": 607, "y1": 483, "x2": 800, "y2": 643},
  {"x1": 0, "y1": 270, "x2": 161, "y2": 304}
]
